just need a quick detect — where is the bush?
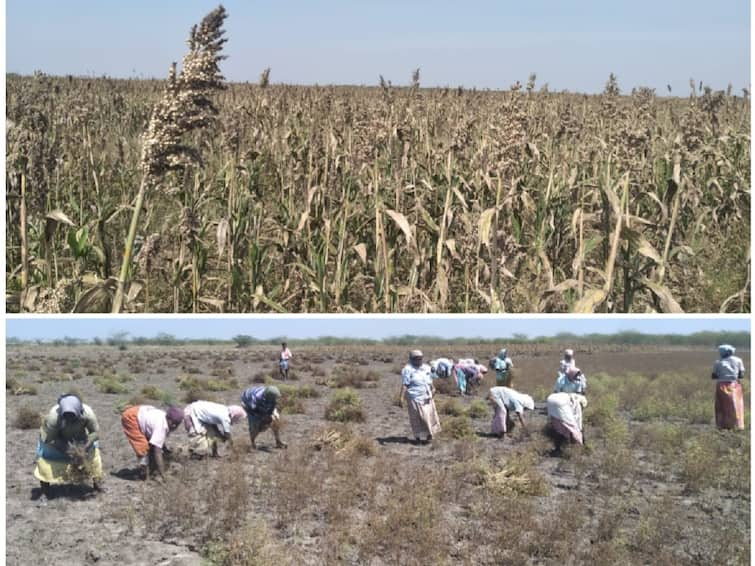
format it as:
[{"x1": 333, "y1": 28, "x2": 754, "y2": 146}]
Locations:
[
  {"x1": 14, "y1": 406, "x2": 41, "y2": 429},
  {"x1": 278, "y1": 396, "x2": 305, "y2": 414},
  {"x1": 436, "y1": 398, "x2": 465, "y2": 416},
  {"x1": 94, "y1": 373, "x2": 132, "y2": 394},
  {"x1": 278, "y1": 383, "x2": 320, "y2": 399},
  {"x1": 205, "y1": 378, "x2": 238, "y2": 392},
  {"x1": 232, "y1": 334, "x2": 255, "y2": 348},
  {"x1": 140, "y1": 385, "x2": 164, "y2": 400},
  {"x1": 183, "y1": 389, "x2": 218, "y2": 404},
  {"x1": 325, "y1": 389, "x2": 365, "y2": 422},
  {"x1": 327, "y1": 365, "x2": 380, "y2": 389},
  {"x1": 467, "y1": 399, "x2": 489, "y2": 419},
  {"x1": 6, "y1": 377, "x2": 37, "y2": 396},
  {"x1": 442, "y1": 416, "x2": 476, "y2": 439}
]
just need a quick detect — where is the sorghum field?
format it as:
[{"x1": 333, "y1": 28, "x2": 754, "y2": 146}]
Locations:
[
  {"x1": 5, "y1": 40, "x2": 750, "y2": 313},
  {"x1": 6, "y1": 343, "x2": 750, "y2": 565}
]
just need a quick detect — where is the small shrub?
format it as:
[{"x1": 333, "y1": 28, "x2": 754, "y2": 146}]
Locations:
[
  {"x1": 176, "y1": 375, "x2": 202, "y2": 390},
  {"x1": 203, "y1": 520, "x2": 288, "y2": 566},
  {"x1": 14, "y1": 406, "x2": 41, "y2": 429},
  {"x1": 94, "y1": 373, "x2": 132, "y2": 394},
  {"x1": 346, "y1": 435, "x2": 378, "y2": 457},
  {"x1": 327, "y1": 365, "x2": 380, "y2": 388},
  {"x1": 437, "y1": 398, "x2": 465, "y2": 416},
  {"x1": 325, "y1": 388, "x2": 365, "y2": 422},
  {"x1": 7, "y1": 378, "x2": 38, "y2": 396},
  {"x1": 433, "y1": 377, "x2": 457, "y2": 396},
  {"x1": 278, "y1": 397, "x2": 305, "y2": 414},
  {"x1": 485, "y1": 452, "x2": 549, "y2": 496},
  {"x1": 443, "y1": 415, "x2": 476, "y2": 439},
  {"x1": 251, "y1": 372, "x2": 267, "y2": 383},
  {"x1": 183, "y1": 388, "x2": 218, "y2": 404},
  {"x1": 278, "y1": 383, "x2": 320, "y2": 399},
  {"x1": 205, "y1": 378, "x2": 238, "y2": 392},
  {"x1": 467, "y1": 399, "x2": 489, "y2": 419},
  {"x1": 140, "y1": 385, "x2": 164, "y2": 400}
]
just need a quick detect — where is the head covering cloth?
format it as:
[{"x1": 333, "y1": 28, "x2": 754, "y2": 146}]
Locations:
[
  {"x1": 228, "y1": 405, "x2": 246, "y2": 424},
  {"x1": 165, "y1": 406, "x2": 185, "y2": 427},
  {"x1": 264, "y1": 386, "x2": 281, "y2": 402},
  {"x1": 718, "y1": 344, "x2": 735, "y2": 358},
  {"x1": 57, "y1": 394, "x2": 84, "y2": 419}
]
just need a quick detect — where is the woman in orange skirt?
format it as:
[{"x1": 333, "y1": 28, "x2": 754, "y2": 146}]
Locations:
[{"x1": 712, "y1": 345, "x2": 745, "y2": 430}]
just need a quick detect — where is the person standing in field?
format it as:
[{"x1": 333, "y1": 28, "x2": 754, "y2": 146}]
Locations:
[
  {"x1": 554, "y1": 366, "x2": 587, "y2": 395},
  {"x1": 492, "y1": 348, "x2": 514, "y2": 386},
  {"x1": 558, "y1": 349, "x2": 576, "y2": 377},
  {"x1": 241, "y1": 385, "x2": 287, "y2": 450},
  {"x1": 34, "y1": 394, "x2": 103, "y2": 501},
  {"x1": 712, "y1": 344, "x2": 745, "y2": 430},
  {"x1": 279, "y1": 342, "x2": 293, "y2": 380},
  {"x1": 121, "y1": 404, "x2": 184, "y2": 481},
  {"x1": 485, "y1": 386, "x2": 534, "y2": 439},
  {"x1": 399, "y1": 350, "x2": 441, "y2": 444},
  {"x1": 183, "y1": 401, "x2": 246, "y2": 458}
]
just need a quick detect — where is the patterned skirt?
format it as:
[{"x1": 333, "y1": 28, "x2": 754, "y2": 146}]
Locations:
[
  {"x1": 407, "y1": 398, "x2": 442, "y2": 438},
  {"x1": 715, "y1": 381, "x2": 745, "y2": 430}
]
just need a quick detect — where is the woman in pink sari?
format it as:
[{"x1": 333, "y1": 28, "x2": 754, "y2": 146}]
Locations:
[{"x1": 712, "y1": 344, "x2": 745, "y2": 430}]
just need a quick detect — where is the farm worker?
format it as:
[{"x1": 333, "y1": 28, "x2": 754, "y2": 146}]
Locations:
[
  {"x1": 485, "y1": 386, "x2": 534, "y2": 438},
  {"x1": 121, "y1": 405, "x2": 184, "y2": 481},
  {"x1": 558, "y1": 349, "x2": 576, "y2": 377},
  {"x1": 183, "y1": 401, "x2": 246, "y2": 458},
  {"x1": 453, "y1": 363, "x2": 476, "y2": 395},
  {"x1": 279, "y1": 342, "x2": 293, "y2": 380},
  {"x1": 241, "y1": 386, "x2": 287, "y2": 450},
  {"x1": 34, "y1": 394, "x2": 103, "y2": 501},
  {"x1": 554, "y1": 367, "x2": 587, "y2": 395},
  {"x1": 454, "y1": 359, "x2": 485, "y2": 395},
  {"x1": 492, "y1": 349, "x2": 514, "y2": 386},
  {"x1": 712, "y1": 345, "x2": 745, "y2": 430},
  {"x1": 429, "y1": 357, "x2": 454, "y2": 380},
  {"x1": 546, "y1": 392, "x2": 588, "y2": 452},
  {"x1": 399, "y1": 350, "x2": 442, "y2": 444}
]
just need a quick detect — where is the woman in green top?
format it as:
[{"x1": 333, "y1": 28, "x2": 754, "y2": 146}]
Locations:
[{"x1": 34, "y1": 394, "x2": 103, "y2": 501}]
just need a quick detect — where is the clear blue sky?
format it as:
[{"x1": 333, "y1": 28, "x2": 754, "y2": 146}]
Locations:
[
  {"x1": 5, "y1": 317, "x2": 750, "y2": 342},
  {"x1": 6, "y1": 1, "x2": 750, "y2": 93}
]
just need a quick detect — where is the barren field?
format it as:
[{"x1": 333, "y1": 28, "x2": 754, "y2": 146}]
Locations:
[{"x1": 6, "y1": 344, "x2": 750, "y2": 565}]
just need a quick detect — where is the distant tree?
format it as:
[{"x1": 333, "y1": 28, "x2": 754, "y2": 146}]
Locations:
[
  {"x1": 107, "y1": 331, "x2": 129, "y2": 350},
  {"x1": 233, "y1": 334, "x2": 255, "y2": 348},
  {"x1": 155, "y1": 332, "x2": 178, "y2": 346}
]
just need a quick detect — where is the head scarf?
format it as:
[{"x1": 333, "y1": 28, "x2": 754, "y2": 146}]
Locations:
[
  {"x1": 409, "y1": 349, "x2": 423, "y2": 359},
  {"x1": 498, "y1": 349, "x2": 508, "y2": 359},
  {"x1": 228, "y1": 405, "x2": 246, "y2": 424},
  {"x1": 564, "y1": 349, "x2": 574, "y2": 359},
  {"x1": 264, "y1": 386, "x2": 281, "y2": 402},
  {"x1": 165, "y1": 406, "x2": 185, "y2": 427},
  {"x1": 57, "y1": 394, "x2": 83, "y2": 419},
  {"x1": 718, "y1": 344, "x2": 735, "y2": 358},
  {"x1": 565, "y1": 367, "x2": 582, "y2": 380}
]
